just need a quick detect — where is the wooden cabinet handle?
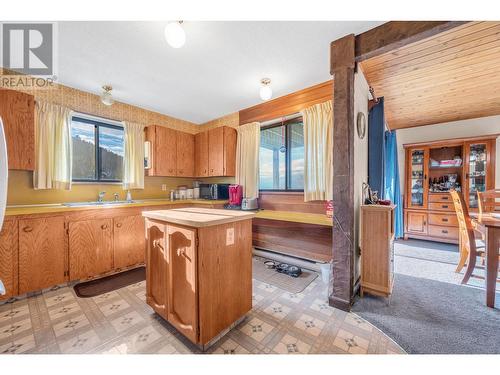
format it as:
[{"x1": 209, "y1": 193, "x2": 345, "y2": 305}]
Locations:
[
  {"x1": 442, "y1": 205, "x2": 449, "y2": 209},
  {"x1": 441, "y1": 196, "x2": 449, "y2": 200},
  {"x1": 442, "y1": 218, "x2": 448, "y2": 222},
  {"x1": 23, "y1": 226, "x2": 33, "y2": 233},
  {"x1": 101, "y1": 224, "x2": 108, "y2": 230},
  {"x1": 116, "y1": 223, "x2": 122, "y2": 228},
  {"x1": 442, "y1": 230, "x2": 448, "y2": 234}
]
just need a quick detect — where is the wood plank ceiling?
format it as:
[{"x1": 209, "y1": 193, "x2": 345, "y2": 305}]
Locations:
[{"x1": 360, "y1": 21, "x2": 500, "y2": 129}]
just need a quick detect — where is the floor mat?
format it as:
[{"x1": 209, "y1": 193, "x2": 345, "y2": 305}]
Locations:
[
  {"x1": 74, "y1": 267, "x2": 146, "y2": 298},
  {"x1": 252, "y1": 256, "x2": 318, "y2": 293}
]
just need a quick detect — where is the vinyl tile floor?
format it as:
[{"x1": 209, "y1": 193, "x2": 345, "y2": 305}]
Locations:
[{"x1": 0, "y1": 277, "x2": 405, "y2": 354}]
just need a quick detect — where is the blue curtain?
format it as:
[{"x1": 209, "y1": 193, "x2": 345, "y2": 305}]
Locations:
[
  {"x1": 368, "y1": 98, "x2": 385, "y2": 196},
  {"x1": 384, "y1": 130, "x2": 403, "y2": 238}
]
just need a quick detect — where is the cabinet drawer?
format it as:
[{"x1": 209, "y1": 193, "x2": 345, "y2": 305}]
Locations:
[
  {"x1": 429, "y1": 193, "x2": 452, "y2": 203},
  {"x1": 428, "y1": 213, "x2": 458, "y2": 227},
  {"x1": 428, "y1": 225, "x2": 459, "y2": 240},
  {"x1": 429, "y1": 202, "x2": 454, "y2": 211}
]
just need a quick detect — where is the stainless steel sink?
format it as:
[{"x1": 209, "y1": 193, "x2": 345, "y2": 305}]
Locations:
[{"x1": 63, "y1": 200, "x2": 137, "y2": 207}]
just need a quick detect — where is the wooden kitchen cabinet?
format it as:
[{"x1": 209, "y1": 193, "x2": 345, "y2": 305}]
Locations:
[
  {"x1": 113, "y1": 215, "x2": 146, "y2": 269},
  {"x1": 195, "y1": 131, "x2": 209, "y2": 177},
  {"x1": 69, "y1": 218, "x2": 113, "y2": 280},
  {"x1": 166, "y1": 224, "x2": 198, "y2": 343},
  {"x1": 146, "y1": 125, "x2": 177, "y2": 177},
  {"x1": 203, "y1": 126, "x2": 237, "y2": 177},
  {"x1": 18, "y1": 217, "x2": 66, "y2": 294},
  {"x1": 145, "y1": 220, "x2": 168, "y2": 318},
  {"x1": 405, "y1": 211, "x2": 427, "y2": 235},
  {"x1": 0, "y1": 219, "x2": 18, "y2": 300},
  {"x1": 176, "y1": 131, "x2": 195, "y2": 177},
  {"x1": 0, "y1": 89, "x2": 35, "y2": 170}
]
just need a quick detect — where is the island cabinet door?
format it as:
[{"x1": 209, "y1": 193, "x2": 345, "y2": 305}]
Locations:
[
  {"x1": 145, "y1": 220, "x2": 168, "y2": 318},
  {"x1": 166, "y1": 224, "x2": 198, "y2": 343}
]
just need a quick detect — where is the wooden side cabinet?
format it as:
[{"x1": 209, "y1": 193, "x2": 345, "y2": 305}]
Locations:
[
  {"x1": 360, "y1": 205, "x2": 395, "y2": 298},
  {"x1": 145, "y1": 220, "x2": 168, "y2": 318},
  {"x1": 195, "y1": 131, "x2": 209, "y2": 177},
  {"x1": 145, "y1": 125, "x2": 178, "y2": 177},
  {"x1": 113, "y1": 215, "x2": 146, "y2": 269},
  {"x1": 18, "y1": 217, "x2": 67, "y2": 294},
  {"x1": 0, "y1": 89, "x2": 35, "y2": 170},
  {"x1": 68, "y1": 218, "x2": 113, "y2": 280},
  {"x1": 176, "y1": 131, "x2": 195, "y2": 177},
  {"x1": 0, "y1": 219, "x2": 18, "y2": 300}
]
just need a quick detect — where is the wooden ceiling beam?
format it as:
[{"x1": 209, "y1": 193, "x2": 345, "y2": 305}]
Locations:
[{"x1": 355, "y1": 21, "x2": 469, "y2": 62}]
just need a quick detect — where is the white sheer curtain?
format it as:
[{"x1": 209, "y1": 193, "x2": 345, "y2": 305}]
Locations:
[
  {"x1": 34, "y1": 102, "x2": 73, "y2": 190},
  {"x1": 301, "y1": 101, "x2": 333, "y2": 202},
  {"x1": 122, "y1": 121, "x2": 145, "y2": 190},
  {"x1": 236, "y1": 122, "x2": 260, "y2": 199}
]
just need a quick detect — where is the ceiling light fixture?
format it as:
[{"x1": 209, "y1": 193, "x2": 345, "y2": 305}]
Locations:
[
  {"x1": 259, "y1": 78, "x2": 272, "y2": 101},
  {"x1": 164, "y1": 21, "x2": 186, "y2": 48},
  {"x1": 101, "y1": 85, "x2": 114, "y2": 106}
]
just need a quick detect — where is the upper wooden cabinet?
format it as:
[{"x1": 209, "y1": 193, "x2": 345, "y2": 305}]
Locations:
[
  {"x1": 113, "y1": 215, "x2": 146, "y2": 269},
  {"x1": 195, "y1": 131, "x2": 209, "y2": 177},
  {"x1": 176, "y1": 131, "x2": 195, "y2": 177},
  {"x1": 68, "y1": 218, "x2": 113, "y2": 280},
  {"x1": 0, "y1": 89, "x2": 35, "y2": 170},
  {"x1": 202, "y1": 126, "x2": 237, "y2": 177},
  {"x1": 146, "y1": 125, "x2": 177, "y2": 177},
  {"x1": 18, "y1": 216, "x2": 66, "y2": 294},
  {"x1": 0, "y1": 219, "x2": 18, "y2": 300}
]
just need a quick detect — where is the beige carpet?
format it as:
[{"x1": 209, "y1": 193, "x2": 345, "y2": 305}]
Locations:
[{"x1": 252, "y1": 256, "x2": 318, "y2": 293}]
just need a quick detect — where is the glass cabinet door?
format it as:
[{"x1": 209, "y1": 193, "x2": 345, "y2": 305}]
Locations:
[
  {"x1": 408, "y1": 148, "x2": 428, "y2": 208},
  {"x1": 466, "y1": 142, "x2": 489, "y2": 209}
]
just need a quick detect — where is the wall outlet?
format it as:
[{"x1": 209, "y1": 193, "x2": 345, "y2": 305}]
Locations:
[{"x1": 161, "y1": 184, "x2": 167, "y2": 191}]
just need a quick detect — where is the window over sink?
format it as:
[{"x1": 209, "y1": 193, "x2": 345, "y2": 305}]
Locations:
[
  {"x1": 259, "y1": 117, "x2": 304, "y2": 191},
  {"x1": 71, "y1": 115, "x2": 124, "y2": 182}
]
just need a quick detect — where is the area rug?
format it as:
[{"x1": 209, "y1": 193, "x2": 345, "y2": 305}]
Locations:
[
  {"x1": 252, "y1": 256, "x2": 318, "y2": 293},
  {"x1": 74, "y1": 267, "x2": 145, "y2": 298},
  {"x1": 352, "y1": 240, "x2": 500, "y2": 354}
]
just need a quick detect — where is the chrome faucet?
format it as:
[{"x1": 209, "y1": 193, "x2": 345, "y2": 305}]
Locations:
[
  {"x1": 114, "y1": 193, "x2": 120, "y2": 202},
  {"x1": 98, "y1": 191, "x2": 106, "y2": 203}
]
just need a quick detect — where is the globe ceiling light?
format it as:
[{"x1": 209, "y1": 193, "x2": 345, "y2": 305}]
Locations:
[
  {"x1": 259, "y1": 78, "x2": 272, "y2": 101},
  {"x1": 101, "y1": 85, "x2": 114, "y2": 106},
  {"x1": 165, "y1": 21, "x2": 186, "y2": 48}
]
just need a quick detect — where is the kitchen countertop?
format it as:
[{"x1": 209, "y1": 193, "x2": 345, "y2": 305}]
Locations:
[
  {"x1": 255, "y1": 209, "x2": 333, "y2": 226},
  {"x1": 143, "y1": 207, "x2": 255, "y2": 227},
  {"x1": 5, "y1": 199, "x2": 228, "y2": 216}
]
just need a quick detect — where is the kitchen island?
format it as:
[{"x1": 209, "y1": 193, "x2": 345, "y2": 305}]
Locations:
[{"x1": 142, "y1": 207, "x2": 255, "y2": 349}]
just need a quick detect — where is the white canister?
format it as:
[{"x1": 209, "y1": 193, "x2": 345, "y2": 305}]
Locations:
[
  {"x1": 179, "y1": 189, "x2": 187, "y2": 200},
  {"x1": 187, "y1": 188, "x2": 194, "y2": 199},
  {"x1": 193, "y1": 187, "x2": 200, "y2": 199}
]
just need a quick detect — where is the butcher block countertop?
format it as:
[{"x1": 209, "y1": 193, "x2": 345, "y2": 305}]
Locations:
[
  {"x1": 5, "y1": 199, "x2": 227, "y2": 216},
  {"x1": 142, "y1": 207, "x2": 256, "y2": 227},
  {"x1": 255, "y1": 209, "x2": 333, "y2": 226}
]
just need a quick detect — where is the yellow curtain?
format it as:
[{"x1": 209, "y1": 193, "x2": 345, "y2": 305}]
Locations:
[
  {"x1": 301, "y1": 101, "x2": 333, "y2": 202},
  {"x1": 122, "y1": 121, "x2": 145, "y2": 190},
  {"x1": 34, "y1": 102, "x2": 73, "y2": 190},
  {"x1": 236, "y1": 122, "x2": 260, "y2": 199}
]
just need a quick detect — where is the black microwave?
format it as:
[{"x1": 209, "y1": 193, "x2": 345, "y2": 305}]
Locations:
[{"x1": 199, "y1": 184, "x2": 230, "y2": 200}]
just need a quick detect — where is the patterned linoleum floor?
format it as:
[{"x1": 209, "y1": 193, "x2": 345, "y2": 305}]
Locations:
[{"x1": 0, "y1": 277, "x2": 405, "y2": 354}]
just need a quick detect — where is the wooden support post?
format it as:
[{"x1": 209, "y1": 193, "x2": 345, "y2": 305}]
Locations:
[{"x1": 329, "y1": 34, "x2": 356, "y2": 311}]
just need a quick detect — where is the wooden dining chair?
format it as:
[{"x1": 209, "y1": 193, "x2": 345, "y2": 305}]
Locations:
[
  {"x1": 450, "y1": 190, "x2": 485, "y2": 284},
  {"x1": 478, "y1": 189, "x2": 500, "y2": 220}
]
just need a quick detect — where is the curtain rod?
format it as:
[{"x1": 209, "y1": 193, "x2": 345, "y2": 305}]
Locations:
[{"x1": 260, "y1": 112, "x2": 302, "y2": 127}]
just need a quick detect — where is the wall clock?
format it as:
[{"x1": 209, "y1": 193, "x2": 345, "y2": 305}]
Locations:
[{"x1": 356, "y1": 112, "x2": 366, "y2": 139}]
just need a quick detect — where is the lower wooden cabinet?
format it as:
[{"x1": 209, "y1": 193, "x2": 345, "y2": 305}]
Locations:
[
  {"x1": 68, "y1": 218, "x2": 113, "y2": 280},
  {"x1": 145, "y1": 220, "x2": 168, "y2": 317},
  {"x1": 406, "y1": 211, "x2": 427, "y2": 234},
  {"x1": 113, "y1": 215, "x2": 145, "y2": 269},
  {"x1": 166, "y1": 225, "x2": 198, "y2": 342},
  {"x1": 18, "y1": 217, "x2": 66, "y2": 294},
  {"x1": 0, "y1": 219, "x2": 18, "y2": 300}
]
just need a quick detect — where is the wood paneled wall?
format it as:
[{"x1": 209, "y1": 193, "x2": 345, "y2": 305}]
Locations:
[
  {"x1": 239, "y1": 80, "x2": 333, "y2": 125},
  {"x1": 259, "y1": 192, "x2": 325, "y2": 214}
]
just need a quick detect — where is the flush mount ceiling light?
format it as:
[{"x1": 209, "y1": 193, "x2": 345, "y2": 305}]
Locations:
[
  {"x1": 164, "y1": 21, "x2": 186, "y2": 48},
  {"x1": 100, "y1": 85, "x2": 114, "y2": 106},
  {"x1": 259, "y1": 78, "x2": 272, "y2": 101}
]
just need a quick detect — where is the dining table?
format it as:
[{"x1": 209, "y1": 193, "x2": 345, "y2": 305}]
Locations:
[{"x1": 473, "y1": 213, "x2": 500, "y2": 308}]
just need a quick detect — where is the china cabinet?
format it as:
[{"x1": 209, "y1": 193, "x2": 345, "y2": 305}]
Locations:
[{"x1": 404, "y1": 136, "x2": 496, "y2": 244}]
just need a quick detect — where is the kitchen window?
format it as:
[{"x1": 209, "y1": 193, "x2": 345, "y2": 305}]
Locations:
[
  {"x1": 71, "y1": 115, "x2": 124, "y2": 182},
  {"x1": 259, "y1": 117, "x2": 304, "y2": 191}
]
